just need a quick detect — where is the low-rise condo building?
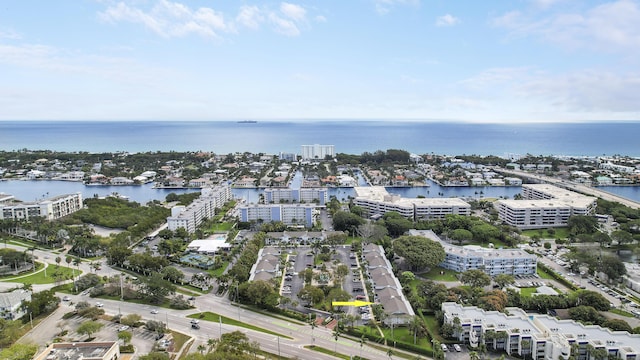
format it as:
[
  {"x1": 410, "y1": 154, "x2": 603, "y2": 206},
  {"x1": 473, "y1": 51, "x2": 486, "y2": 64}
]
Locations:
[
  {"x1": 239, "y1": 203, "x2": 317, "y2": 227},
  {"x1": 495, "y1": 184, "x2": 597, "y2": 230},
  {"x1": 363, "y1": 243, "x2": 415, "y2": 325},
  {"x1": 167, "y1": 185, "x2": 232, "y2": 233},
  {"x1": 443, "y1": 301, "x2": 640, "y2": 360},
  {"x1": 34, "y1": 341, "x2": 119, "y2": 360},
  {"x1": 409, "y1": 230, "x2": 537, "y2": 276},
  {"x1": 0, "y1": 193, "x2": 82, "y2": 221},
  {"x1": 264, "y1": 188, "x2": 329, "y2": 205},
  {"x1": 353, "y1": 186, "x2": 471, "y2": 221}
]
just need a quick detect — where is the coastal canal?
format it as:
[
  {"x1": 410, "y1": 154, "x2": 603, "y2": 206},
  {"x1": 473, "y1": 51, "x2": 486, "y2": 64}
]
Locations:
[{"x1": 2, "y1": 178, "x2": 639, "y2": 204}]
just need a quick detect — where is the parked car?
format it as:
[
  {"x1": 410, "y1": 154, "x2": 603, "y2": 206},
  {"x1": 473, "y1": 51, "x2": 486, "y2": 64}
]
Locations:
[
  {"x1": 190, "y1": 319, "x2": 200, "y2": 324},
  {"x1": 117, "y1": 325, "x2": 130, "y2": 332},
  {"x1": 454, "y1": 344, "x2": 462, "y2": 352},
  {"x1": 62, "y1": 296, "x2": 71, "y2": 301}
]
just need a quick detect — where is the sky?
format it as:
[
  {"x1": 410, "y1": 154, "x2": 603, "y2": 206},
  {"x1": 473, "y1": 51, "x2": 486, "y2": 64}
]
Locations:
[{"x1": 1, "y1": 0, "x2": 639, "y2": 123}]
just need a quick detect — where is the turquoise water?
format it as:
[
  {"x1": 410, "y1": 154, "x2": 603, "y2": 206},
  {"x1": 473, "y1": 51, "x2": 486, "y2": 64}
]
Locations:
[{"x1": 1, "y1": 120, "x2": 639, "y2": 156}]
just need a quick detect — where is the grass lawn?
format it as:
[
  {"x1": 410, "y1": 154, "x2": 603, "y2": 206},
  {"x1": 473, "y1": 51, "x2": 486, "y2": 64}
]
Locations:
[
  {"x1": 520, "y1": 287, "x2": 540, "y2": 297},
  {"x1": 170, "y1": 330, "x2": 190, "y2": 352},
  {"x1": 423, "y1": 314, "x2": 443, "y2": 344},
  {"x1": 380, "y1": 327, "x2": 430, "y2": 348},
  {"x1": 209, "y1": 261, "x2": 229, "y2": 277},
  {"x1": 0, "y1": 263, "x2": 78, "y2": 285},
  {"x1": 537, "y1": 266, "x2": 555, "y2": 280},
  {"x1": 522, "y1": 227, "x2": 570, "y2": 240},
  {"x1": 419, "y1": 267, "x2": 459, "y2": 282},
  {"x1": 304, "y1": 345, "x2": 351, "y2": 360},
  {"x1": 189, "y1": 311, "x2": 292, "y2": 339},
  {"x1": 345, "y1": 236, "x2": 360, "y2": 245},
  {"x1": 611, "y1": 308, "x2": 635, "y2": 317},
  {"x1": 209, "y1": 222, "x2": 234, "y2": 231}
]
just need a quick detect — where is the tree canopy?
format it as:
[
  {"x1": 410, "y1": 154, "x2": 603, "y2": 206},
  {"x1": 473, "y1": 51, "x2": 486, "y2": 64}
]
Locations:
[{"x1": 393, "y1": 235, "x2": 445, "y2": 271}]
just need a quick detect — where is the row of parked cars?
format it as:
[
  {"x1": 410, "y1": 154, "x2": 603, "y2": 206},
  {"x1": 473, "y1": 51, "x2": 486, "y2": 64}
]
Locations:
[{"x1": 441, "y1": 343, "x2": 462, "y2": 352}]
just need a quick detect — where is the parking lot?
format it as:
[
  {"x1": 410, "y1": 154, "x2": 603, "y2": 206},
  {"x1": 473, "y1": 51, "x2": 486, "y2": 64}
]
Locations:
[{"x1": 280, "y1": 245, "x2": 369, "y2": 320}]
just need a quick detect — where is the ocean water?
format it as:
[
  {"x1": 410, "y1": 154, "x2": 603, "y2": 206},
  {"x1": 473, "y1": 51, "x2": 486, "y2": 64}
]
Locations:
[{"x1": 1, "y1": 120, "x2": 639, "y2": 157}]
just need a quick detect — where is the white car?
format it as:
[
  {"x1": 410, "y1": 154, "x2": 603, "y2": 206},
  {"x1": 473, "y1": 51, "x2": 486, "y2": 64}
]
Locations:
[
  {"x1": 150, "y1": 309, "x2": 159, "y2": 314},
  {"x1": 96, "y1": 302, "x2": 104, "y2": 308},
  {"x1": 190, "y1": 319, "x2": 199, "y2": 324},
  {"x1": 117, "y1": 325, "x2": 130, "y2": 332},
  {"x1": 453, "y1": 344, "x2": 462, "y2": 352}
]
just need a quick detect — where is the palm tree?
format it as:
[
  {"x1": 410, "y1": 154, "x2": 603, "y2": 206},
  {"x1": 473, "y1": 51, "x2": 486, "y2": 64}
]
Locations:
[
  {"x1": 469, "y1": 351, "x2": 480, "y2": 360},
  {"x1": 196, "y1": 344, "x2": 206, "y2": 354},
  {"x1": 521, "y1": 339, "x2": 532, "y2": 360},
  {"x1": 387, "y1": 349, "x2": 394, "y2": 359},
  {"x1": 310, "y1": 320, "x2": 317, "y2": 343},
  {"x1": 207, "y1": 338, "x2": 218, "y2": 352},
  {"x1": 359, "y1": 335, "x2": 367, "y2": 360},
  {"x1": 333, "y1": 329, "x2": 340, "y2": 354},
  {"x1": 55, "y1": 256, "x2": 61, "y2": 268},
  {"x1": 408, "y1": 315, "x2": 425, "y2": 345}
]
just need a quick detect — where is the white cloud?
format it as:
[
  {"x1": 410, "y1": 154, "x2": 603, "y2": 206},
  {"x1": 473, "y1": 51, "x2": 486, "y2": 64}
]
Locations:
[
  {"x1": 435, "y1": 14, "x2": 460, "y2": 27},
  {"x1": 268, "y1": 13, "x2": 301, "y2": 37},
  {"x1": 460, "y1": 67, "x2": 533, "y2": 90},
  {"x1": 0, "y1": 29, "x2": 22, "y2": 40},
  {"x1": 99, "y1": 1, "x2": 315, "y2": 38},
  {"x1": 280, "y1": 2, "x2": 306, "y2": 22},
  {"x1": 520, "y1": 70, "x2": 640, "y2": 112},
  {"x1": 493, "y1": 0, "x2": 640, "y2": 53},
  {"x1": 531, "y1": 0, "x2": 564, "y2": 10},
  {"x1": 315, "y1": 15, "x2": 327, "y2": 23},
  {"x1": 236, "y1": 5, "x2": 264, "y2": 30},
  {"x1": 373, "y1": 0, "x2": 420, "y2": 15}
]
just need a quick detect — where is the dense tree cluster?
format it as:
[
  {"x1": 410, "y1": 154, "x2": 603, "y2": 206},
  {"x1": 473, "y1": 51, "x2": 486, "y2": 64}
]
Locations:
[
  {"x1": 393, "y1": 235, "x2": 445, "y2": 271},
  {"x1": 71, "y1": 197, "x2": 169, "y2": 233}
]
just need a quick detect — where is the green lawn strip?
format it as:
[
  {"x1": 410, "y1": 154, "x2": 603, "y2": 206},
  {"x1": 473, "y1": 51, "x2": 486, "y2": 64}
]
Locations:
[
  {"x1": 255, "y1": 349, "x2": 290, "y2": 360},
  {"x1": 209, "y1": 261, "x2": 229, "y2": 277},
  {"x1": 360, "y1": 342, "x2": 418, "y2": 360},
  {"x1": 209, "y1": 222, "x2": 234, "y2": 231},
  {"x1": 423, "y1": 315, "x2": 444, "y2": 344},
  {"x1": 304, "y1": 345, "x2": 351, "y2": 360},
  {"x1": 241, "y1": 305, "x2": 307, "y2": 325},
  {"x1": 170, "y1": 330, "x2": 190, "y2": 352},
  {"x1": 418, "y1": 266, "x2": 458, "y2": 282},
  {"x1": 522, "y1": 227, "x2": 570, "y2": 240},
  {"x1": 610, "y1": 308, "x2": 635, "y2": 317},
  {"x1": 537, "y1": 266, "x2": 555, "y2": 280},
  {"x1": 1, "y1": 263, "x2": 77, "y2": 285},
  {"x1": 519, "y1": 287, "x2": 540, "y2": 297},
  {"x1": 189, "y1": 311, "x2": 292, "y2": 339},
  {"x1": 379, "y1": 327, "x2": 429, "y2": 348}
]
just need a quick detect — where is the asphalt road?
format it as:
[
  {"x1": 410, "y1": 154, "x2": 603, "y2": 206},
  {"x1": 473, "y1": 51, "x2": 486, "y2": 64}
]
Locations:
[{"x1": 12, "y1": 272, "x2": 401, "y2": 360}]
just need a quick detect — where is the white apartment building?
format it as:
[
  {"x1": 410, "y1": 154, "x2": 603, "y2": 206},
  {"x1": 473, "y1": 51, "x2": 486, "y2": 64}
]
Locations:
[
  {"x1": 443, "y1": 301, "x2": 640, "y2": 360},
  {"x1": 409, "y1": 230, "x2": 537, "y2": 276},
  {"x1": 241, "y1": 204, "x2": 317, "y2": 227},
  {"x1": 239, "y1": 204, "x2": 317, "y2": 227},
  {"x1": 167, "y1": 185, "x2": 232, "y2": 233},
  {"x1": 0, "y1": 193, "x2": 83, "y2": 221},
  {"x1": 301, "y1": 144, "x2": 335, "y2": 160},
  {"x1": 263, "y1": 188, "x2": 329, "y2": 205},
  {"x1": 495, "y1": 184, "x2": 597, "y2": 230},
  {"x1": 354, "y1": 186, "x2": 471, "y2": 221}
]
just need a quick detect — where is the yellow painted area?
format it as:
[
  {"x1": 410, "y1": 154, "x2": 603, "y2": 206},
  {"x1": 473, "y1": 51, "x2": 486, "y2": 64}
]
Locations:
[{"x1": 331, "y1": 300, "x2": 372, "y2": 307}]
